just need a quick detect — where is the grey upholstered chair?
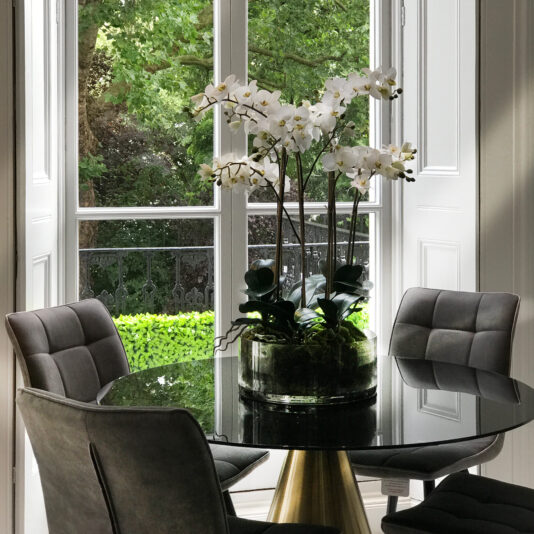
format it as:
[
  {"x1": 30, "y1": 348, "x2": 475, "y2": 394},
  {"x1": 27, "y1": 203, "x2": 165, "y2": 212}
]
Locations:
[
  {"x1": 17, "y1": 387, "x2": 339, "y2": 534},
  {"x1": 381, "y1": 471, "x2": 534, "y2": 533},
  {"x1": 5, "y1": 299, "x2": 269, "y2": 513},
  {"x1": 350, "y1": 287, "x2": 520, "y2": 513}
]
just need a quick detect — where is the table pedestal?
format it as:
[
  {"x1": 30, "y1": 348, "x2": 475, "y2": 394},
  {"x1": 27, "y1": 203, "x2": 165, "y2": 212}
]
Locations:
[{"x1": 268, "y1": 450, "x2": 371, "y2": 534}]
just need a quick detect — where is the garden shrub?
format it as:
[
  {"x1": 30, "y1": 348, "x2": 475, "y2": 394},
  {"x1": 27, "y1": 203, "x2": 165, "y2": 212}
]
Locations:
[
  {"x1": 346, "y1": 302, "x2": 370, "y2": 333},
  {"x1": 113, "y1": 305, "x2": 370, "y2": 373},
  {"x1": 113, "y1": 311, "x2": 214, "y2": 372}
]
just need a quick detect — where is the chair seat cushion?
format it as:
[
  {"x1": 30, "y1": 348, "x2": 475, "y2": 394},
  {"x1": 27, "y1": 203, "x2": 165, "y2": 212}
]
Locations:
[
  {"x1": 210, "y1": 443, "x2": 270, "y2": 490},
  {"x1": 228, "y1": 516, "x2": 340, "y2": 533},
  {"x1": 349, "y1": 434, "x2": 503, "y2": 480},
  {"x1": 382, "y1": 471, "x2": 534, "y2": 534}
]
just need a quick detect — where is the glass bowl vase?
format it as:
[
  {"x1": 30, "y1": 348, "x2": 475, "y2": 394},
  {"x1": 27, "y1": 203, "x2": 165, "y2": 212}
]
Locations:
[{"x1": 238, "y1": 330, "x2": 377, "y2": 405}]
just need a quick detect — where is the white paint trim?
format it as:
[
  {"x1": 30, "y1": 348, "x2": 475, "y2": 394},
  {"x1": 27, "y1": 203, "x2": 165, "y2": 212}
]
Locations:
[
  {"x1": 64, "y1": 0, "x2": 78, "y2": 307},
  {"x1": 60, "y1": 0, "x2": 396, "y2": 498}
]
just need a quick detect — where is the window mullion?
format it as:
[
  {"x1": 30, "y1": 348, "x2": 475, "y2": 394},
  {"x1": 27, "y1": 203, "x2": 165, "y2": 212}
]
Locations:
[
  {"x1": 215, "y1": 0, "x2": 234, "y2": 353},
  {"x1": 74, "y1": 207, "x2": 222, "y2": 220},
  {"x1": 227, "y1": 0, "x2": 248, "y2": 356}
]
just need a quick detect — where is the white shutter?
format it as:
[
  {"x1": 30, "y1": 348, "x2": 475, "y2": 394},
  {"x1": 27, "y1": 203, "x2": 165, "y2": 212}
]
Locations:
[
  {"x1": 399, "y1": 0, "x2": 478, "y2": 498},
  {"x1": 401, "y1": 0, "x2": 477, "y2": 293},
  {"x1": 15, "y1": 0, "x2": 61, "y2": 532}
]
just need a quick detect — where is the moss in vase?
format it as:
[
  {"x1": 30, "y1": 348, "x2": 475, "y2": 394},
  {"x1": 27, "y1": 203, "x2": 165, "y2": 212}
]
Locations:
[{"x1": 242, "y1": 319, "x2": 367, "y2": 347}]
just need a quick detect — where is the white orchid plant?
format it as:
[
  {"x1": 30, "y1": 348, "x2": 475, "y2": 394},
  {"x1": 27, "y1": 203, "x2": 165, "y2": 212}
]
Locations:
[{"x1": 192, "y1": 67, "x2": 416, "y2": 345}]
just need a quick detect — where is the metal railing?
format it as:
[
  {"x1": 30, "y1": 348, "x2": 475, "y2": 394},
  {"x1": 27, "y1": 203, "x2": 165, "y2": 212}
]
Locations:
[{"x1": 80, "y1": 235, "x2": 369, "y2": 315}]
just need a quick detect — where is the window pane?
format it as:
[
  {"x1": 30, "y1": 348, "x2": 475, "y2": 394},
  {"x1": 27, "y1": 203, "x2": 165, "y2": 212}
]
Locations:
[
  {"x1": 78, "y1": 1, "x2": 214, "y2": 208},
  {"x1": 79, "y1": 218, "x2": 215, "y2": 371},
  {"x1": 248, "y1": 0, "x2": 371, "y2": 203},
  {"x1": 248, "y1": 213, "x2": 373, "y2": 329}
]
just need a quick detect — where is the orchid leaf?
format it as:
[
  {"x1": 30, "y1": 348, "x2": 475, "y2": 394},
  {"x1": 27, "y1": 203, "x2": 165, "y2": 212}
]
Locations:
[
  {"x1": 295, "y1": 307, "x2": 320, "y2": 324},
  {"x1": 286, "y1": 278, "x2": 319, "y2": 307},
  {"x1": 317, "y1": 298, "x2": 339, "y2": 328},
  {"x1": 239, "y1": 299, "x2": 297, "y2": 336},
  {"x1": 232, "y1": 317, "x2": 262, "y2": 326},
  {"x1": 250, "y1": 258, "x2": 275, "y2": 271},
  {"x1": 332, "y1": 293, "x2": 363, "y2": 318},
  {"x1": 243, "y1": 267, "x2": 277, "y2": 300},
  {"x1": 307, "y1": 291, "x2": 325, "y2": 310},
  {"x1": 239, "y1": 300, "x2": 293, "y2": 320},
  {"x1": 333, "y1": 264, "x2": 364, "y2": 293}
]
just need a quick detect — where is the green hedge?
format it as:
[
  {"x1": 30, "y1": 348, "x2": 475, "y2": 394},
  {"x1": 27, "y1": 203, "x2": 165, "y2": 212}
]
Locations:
[
  {"x1": 113, "y1": 311, "x2": 215, "y2": 372},
  {"x1": 113, "y1": 305, "x2": 370, "y2": 372},
  {"x1": 346, "y1": 302, "x2": 370, "y2": 333}
]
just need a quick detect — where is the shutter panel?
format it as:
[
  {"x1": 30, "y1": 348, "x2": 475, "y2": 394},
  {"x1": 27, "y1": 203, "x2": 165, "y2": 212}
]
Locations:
[
  {"x1": 399, "y1": 0, "x2": 477, "y2": 499},
  {"x1": 16, "y1": 0, "x2": 60, "y2": 532},
  {"x1": 401, "y1": 0, "x2": 477, "y2": 293}
]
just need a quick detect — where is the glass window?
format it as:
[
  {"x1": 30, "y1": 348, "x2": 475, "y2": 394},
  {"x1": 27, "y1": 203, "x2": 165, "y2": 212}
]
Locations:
[
  {"x1": 69, "y1": 0, "x2": 385, "y2": 373},
  {"x1": 248, "y1": 0, "x2": 371, "y2": 204},
  {"x1": 78, "y1": 0, "x2": 215, "y2": 208},
  {"x1": 78, "y1": 218, "x2": 215, "y2": 371}
]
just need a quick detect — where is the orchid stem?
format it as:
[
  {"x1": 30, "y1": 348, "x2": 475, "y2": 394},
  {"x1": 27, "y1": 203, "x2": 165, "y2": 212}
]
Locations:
[
  {"x1": 325, "y1": 171, "x2": 336, "y2": 299},
  {"x1": 268, "y1": 183, "x2": 301, "y2": 245},
  {"x1": 347, "y1": 190, "x2": 361, "y2": 266},
  {"x1": 296, "y1": 152, "x2": 307, "y2": 306},
  {"x1": 274, "y1": 148, "x2": 288, "y2": 300}
]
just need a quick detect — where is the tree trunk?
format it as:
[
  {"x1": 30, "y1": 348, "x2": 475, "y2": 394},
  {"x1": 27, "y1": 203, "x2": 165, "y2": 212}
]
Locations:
[
  {"x1": 78, "y1": 4, "x2": 101, "y2": 300},
  {"x1": 78, "y1": 17, "x2": 100, "y2": 251}
]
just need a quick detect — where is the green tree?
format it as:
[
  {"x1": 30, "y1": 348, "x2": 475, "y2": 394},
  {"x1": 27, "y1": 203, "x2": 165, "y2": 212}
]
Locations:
[{"x1": 78, "y1": 0, "x2": 371, "y2": 313}]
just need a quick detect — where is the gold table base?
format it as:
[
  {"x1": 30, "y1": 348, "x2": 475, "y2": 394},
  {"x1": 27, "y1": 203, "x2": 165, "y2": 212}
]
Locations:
[{"x1": 268, "y1": 450, "x2": 371, "y2": 534}]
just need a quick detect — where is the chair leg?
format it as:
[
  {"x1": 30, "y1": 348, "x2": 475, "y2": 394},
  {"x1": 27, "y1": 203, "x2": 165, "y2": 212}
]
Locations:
[
  {"x1": 223, "y1": 490, "x2": 236, "y2": 516},
  {"x1": 423, "y1": 480, "x2": 435, "y2": 499},
  {"x1": 386, "y1": 495, "x2": 398, "y2": 515}
]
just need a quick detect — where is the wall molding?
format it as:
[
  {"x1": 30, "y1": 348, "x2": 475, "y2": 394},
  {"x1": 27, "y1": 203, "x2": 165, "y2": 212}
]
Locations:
[
  {"x1": 417, "y1": 239, "x2": 461, "y2": 290},
  {"x1": 418, "y1": 390, "x2": 461, "y2": 422},
  {"x1": 417, "y1": 0, "x2": 461, "y2": 176}
]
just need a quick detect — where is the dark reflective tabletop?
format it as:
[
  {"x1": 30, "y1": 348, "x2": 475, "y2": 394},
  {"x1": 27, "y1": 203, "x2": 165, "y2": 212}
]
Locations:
[{"x1": 97, "y1": 357, "x2": 534, "y2": 451}]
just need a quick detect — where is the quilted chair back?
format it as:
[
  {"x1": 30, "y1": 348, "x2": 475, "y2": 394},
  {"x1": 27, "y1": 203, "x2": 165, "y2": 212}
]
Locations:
[
  {"x1": 17, "y1": 387, "x2": 230, "y2": 534},
  {"x1": 389, "y1": 288, "x2": 520, "y2": 375},
  {"x1": 6, "y1": 299, "x2": 130, "y2": 402}
]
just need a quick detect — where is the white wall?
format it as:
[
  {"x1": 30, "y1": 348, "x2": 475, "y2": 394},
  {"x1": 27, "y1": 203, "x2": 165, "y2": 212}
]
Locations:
[
  {"x1": 0, "y1": 0, "x2": 16, "y2": 531},
  {"x1": 480, "y1": 0, "x2": 534, "y2": 487}
]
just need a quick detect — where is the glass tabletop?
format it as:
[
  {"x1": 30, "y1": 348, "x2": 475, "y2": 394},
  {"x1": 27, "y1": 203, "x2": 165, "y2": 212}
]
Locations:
[{"x1": 97, "y1": 356, "x2": 534, "y2": 451}]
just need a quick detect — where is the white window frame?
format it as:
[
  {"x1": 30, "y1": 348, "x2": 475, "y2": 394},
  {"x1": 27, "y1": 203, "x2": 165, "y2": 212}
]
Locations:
[{"x1": 64, "y1": 0, "x2": 398, "y2": 356}]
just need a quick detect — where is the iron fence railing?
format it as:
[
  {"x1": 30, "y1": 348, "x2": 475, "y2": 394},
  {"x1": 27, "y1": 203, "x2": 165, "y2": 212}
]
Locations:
[{"x1": 80, "y1": 238, "x2": 369, "y2": 315}]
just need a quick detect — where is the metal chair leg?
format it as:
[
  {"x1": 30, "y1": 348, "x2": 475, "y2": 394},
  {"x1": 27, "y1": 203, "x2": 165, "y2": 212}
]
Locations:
[
  {"x1": 423, "y1": 480, "x2": 435, "y2": 499},
  {"x1": 223, "y1": 490, "x2": 236, "y2": 516},
  {"x1": 386, "y1": 495, "x2": 398, "y2": 515}
]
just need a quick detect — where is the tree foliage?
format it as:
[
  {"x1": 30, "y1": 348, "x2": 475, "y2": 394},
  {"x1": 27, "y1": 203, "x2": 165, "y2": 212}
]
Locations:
[{"x1": 78, "y1": 0, "x2": 371, "y2": 312}]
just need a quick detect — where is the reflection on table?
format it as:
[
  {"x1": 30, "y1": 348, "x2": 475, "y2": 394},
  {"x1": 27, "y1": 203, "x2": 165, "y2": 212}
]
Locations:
[{"x1": 98, "y1": 356, "x2": 534, "y2": 451}]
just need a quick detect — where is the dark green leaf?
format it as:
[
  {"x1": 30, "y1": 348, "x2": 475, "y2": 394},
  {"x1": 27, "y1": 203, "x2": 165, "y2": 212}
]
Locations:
[
  {"x1": 244, "y1": 267, "x2": 276, "y2": 297},
  {"x1": 249, "y1": 258, "x2": 275, "y2": 271},
  {"x1": 317, "y1": 298, "x2": 339, "y2": 323},
  {"x1": 334, "y1": 264, "x2": 364, "y2": 283},
  {"x1": 295, "y1": 307, "x2": 320, "y2": 324}
]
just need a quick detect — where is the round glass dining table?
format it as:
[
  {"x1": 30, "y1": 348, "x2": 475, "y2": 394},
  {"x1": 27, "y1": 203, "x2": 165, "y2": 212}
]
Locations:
[{"x1": 97, "y1": 356, "x2": 534, "y2": 534}]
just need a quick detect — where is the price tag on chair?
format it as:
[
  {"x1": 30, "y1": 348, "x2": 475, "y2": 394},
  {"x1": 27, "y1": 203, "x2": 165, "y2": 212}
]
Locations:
[{"x1": 381, "y1": 478, "x2": 410, "y2": 497}]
